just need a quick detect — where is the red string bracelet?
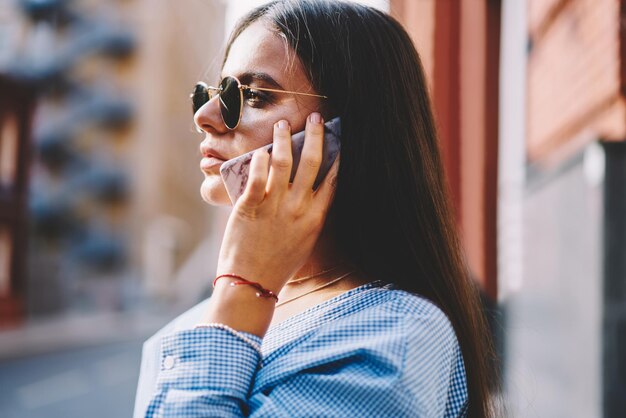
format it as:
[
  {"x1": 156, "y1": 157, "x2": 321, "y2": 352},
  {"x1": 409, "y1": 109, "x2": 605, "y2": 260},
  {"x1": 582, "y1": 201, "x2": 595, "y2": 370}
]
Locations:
[{"x1": 213, "y1": 274, "x2": 279, "y2": 302}]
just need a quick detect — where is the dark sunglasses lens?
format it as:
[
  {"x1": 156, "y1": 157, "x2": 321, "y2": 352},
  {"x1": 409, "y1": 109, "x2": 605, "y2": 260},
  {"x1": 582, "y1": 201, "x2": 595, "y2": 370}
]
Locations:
[
  {"x1": 192, "y1": 83, "x2": 209, "y2": 114},
  {"x1": 220, "y1": 76, "x2": 241, "y2": 129}
]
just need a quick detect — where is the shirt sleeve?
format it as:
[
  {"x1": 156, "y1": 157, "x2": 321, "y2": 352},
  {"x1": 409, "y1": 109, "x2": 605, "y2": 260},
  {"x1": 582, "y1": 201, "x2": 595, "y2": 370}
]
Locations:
[{"x1": 144, "y1": 327, "x2": 262, "y2": 417}]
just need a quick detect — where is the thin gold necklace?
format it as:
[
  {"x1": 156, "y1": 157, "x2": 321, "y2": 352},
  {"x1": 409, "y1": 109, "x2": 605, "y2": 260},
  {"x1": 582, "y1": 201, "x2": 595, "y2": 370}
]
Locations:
[
  {"x1": 276, "y1": 271, "x2": 354, "y2": 308},
  {"x1": 286, "y1": 265, "x2": 342, "y2": 285}
]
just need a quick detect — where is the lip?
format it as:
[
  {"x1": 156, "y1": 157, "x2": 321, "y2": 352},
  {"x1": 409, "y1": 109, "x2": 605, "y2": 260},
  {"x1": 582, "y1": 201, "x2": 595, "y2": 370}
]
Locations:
[
  {"x1": 199, "y1": 145, "x2": 227, "y2": 172},
  {"x1": 200, "y1": 145, "x2": 227, "y2": 160},
  {"x1": 200, "y1": 156, "x2": 225, "y2": 172}
]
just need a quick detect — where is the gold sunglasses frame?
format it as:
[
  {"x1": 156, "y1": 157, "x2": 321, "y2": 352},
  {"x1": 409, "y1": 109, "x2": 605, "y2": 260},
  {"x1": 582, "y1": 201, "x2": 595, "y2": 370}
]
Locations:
[{"x1": 192, "y1": 75, "x2": 328, "y2": 130}]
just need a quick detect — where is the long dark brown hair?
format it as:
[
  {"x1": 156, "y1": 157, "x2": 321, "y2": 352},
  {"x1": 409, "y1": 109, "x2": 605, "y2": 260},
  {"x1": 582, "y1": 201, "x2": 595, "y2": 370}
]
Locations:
[{"x1": 224, "y1": 1, "x2": 498, "y2": 416}]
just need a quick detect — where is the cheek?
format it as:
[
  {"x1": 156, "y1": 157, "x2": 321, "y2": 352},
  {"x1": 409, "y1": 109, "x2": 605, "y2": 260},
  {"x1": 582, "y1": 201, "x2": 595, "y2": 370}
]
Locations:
[
  {"x1": 237, "y1": 106, "x2": 308, "y2": 152},
  {"x1": 235, "y1": 117, "x2": 275, "y2": 151},
  {"x1": 232, "y1": 102, "x2": 309, "y2": 155}
]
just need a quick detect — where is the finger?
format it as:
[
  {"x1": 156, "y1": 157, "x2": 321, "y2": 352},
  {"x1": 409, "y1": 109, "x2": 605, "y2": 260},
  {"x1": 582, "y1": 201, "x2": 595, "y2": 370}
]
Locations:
[
  {"x1": 312, "y1": 153, "x2": 339, "y2": 214},
  {"x1": 266, "y1": 120, "x2": 293, "y2": 199},
  {"x1": 292, "y1": 112, "x2": 324, "y2": 195},
  {"x1": 240, "y1": 149, "x2": 270, "y2": 206}
]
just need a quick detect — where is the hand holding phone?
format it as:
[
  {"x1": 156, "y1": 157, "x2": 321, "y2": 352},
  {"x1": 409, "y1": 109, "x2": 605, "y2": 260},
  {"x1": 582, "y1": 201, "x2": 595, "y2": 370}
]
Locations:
[{"x1": 220, "y1": 117, "x2": 341, "y2": 204}]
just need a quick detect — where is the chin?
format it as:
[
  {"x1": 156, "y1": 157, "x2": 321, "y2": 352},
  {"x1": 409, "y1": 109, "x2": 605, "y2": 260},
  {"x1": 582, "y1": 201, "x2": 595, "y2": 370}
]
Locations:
[{"x1": 200, "y1": 176, "x2": 232, "y2": 206}]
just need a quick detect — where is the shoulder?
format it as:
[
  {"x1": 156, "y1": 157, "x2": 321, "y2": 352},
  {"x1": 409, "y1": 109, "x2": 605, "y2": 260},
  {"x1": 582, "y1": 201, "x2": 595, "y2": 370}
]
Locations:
[
  {"x1": 364, "y1": 288, "x2": 467, "y2": 416},
  {"x1": 317, "y1": 285, "x2": 457, "y2": 347},
  {"x1": 271, "y1": 284, "x2": 460, "y2": 369},
  {"x1": 259, "y1": 285, "x2": 467, "y2": 416},
  {"x1": 379, "y1": 289, "x2": 460, "y2": 360},
  {"x1": 319, "y1": 286, "x2": 466, "y2": 415}
]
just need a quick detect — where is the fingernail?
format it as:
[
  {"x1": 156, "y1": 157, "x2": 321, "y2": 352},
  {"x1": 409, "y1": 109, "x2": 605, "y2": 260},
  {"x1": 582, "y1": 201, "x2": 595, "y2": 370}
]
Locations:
[
  {"x1": 277, "y1": 120, "x2": 289, "y2": 130},
  {"x1": 310, "y1": 112, "x2": 321, "y2": 124}
]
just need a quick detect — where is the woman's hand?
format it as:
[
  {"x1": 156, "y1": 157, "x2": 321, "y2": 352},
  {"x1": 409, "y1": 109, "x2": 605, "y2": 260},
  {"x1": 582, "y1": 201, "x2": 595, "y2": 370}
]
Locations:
[{"x1": 203, "y1": 113, "x2": 339, "y2": 336}]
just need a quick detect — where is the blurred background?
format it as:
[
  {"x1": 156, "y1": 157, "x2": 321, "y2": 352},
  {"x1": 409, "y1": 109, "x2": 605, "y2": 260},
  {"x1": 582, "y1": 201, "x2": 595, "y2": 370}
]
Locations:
[{"x1": 0, "y1": 0, "x2": 623, "y2": 417}]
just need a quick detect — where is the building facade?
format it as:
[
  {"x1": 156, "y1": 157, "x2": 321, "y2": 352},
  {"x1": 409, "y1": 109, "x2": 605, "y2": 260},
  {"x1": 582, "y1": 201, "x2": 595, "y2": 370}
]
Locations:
[{"x1": 391, "y1": 0, "x2": 626, "y2": 416}]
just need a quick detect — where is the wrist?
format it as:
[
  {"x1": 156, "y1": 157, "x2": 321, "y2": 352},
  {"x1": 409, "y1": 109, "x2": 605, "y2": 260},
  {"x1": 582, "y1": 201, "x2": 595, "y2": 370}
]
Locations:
[
  {"x1": 213, "y1": 274, "x2": 279, "y2": 301},
  {"x1": 202, "y1": 277, "x2": 275, "y2": 337}
]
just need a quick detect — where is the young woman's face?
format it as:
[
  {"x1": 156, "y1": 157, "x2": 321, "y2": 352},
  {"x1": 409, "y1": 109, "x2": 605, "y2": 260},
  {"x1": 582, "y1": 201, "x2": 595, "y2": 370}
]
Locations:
[{"x1": 194, "y1": 21, "x2": 323, "y2": 206}]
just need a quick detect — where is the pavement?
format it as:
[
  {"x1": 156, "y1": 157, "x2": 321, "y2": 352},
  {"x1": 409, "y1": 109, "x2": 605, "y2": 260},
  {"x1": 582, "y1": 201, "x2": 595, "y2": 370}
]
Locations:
[
  {"x1": 0, "y1": 309, "x2": 179, "y2": 418},
  {"x1": 0, "y1": 339, "x2": 144, "y2": 418}
]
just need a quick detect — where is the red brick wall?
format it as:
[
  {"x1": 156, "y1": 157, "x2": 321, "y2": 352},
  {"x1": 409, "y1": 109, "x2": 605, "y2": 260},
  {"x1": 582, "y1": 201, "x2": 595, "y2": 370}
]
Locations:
[{"x1": 527, "y1": 0, "x2": 626, "y2": 162}]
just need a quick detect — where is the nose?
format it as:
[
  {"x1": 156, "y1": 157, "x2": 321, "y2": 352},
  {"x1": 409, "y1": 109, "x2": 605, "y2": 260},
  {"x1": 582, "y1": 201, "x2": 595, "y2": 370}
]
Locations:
[{"x1": 194, "y1": 95, "x2": 228, "y2": 135}]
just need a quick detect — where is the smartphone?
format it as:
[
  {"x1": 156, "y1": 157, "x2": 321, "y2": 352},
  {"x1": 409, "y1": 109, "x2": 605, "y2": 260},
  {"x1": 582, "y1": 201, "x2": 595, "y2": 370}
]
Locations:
[{"x1": 220, "y1": 117, "x2": 341, "y2": 204}]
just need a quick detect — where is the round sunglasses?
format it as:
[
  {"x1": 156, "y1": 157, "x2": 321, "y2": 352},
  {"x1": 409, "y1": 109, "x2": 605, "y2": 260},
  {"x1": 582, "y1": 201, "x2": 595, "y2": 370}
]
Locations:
[{"x1": 191, "y1": 75, "x2": 327, "y2": 130}]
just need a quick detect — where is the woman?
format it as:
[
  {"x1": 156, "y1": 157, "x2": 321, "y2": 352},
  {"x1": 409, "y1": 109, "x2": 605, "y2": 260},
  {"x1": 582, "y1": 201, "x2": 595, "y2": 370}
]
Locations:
[{"x1": 136, "y1": 1, "x2": 496, "y2": 417}]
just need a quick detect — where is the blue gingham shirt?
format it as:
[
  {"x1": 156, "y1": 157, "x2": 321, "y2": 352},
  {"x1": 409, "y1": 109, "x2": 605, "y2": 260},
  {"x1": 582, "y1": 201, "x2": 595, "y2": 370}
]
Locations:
[{"x1": 135, "y1": 281, "x2": 468, "y2": 417}]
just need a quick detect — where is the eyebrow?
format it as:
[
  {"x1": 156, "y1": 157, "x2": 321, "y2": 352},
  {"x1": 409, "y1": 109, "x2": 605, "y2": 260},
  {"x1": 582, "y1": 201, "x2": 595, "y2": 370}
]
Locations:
[{"x1": 222, "y1": 71, "x2": 285, "y2": 90}]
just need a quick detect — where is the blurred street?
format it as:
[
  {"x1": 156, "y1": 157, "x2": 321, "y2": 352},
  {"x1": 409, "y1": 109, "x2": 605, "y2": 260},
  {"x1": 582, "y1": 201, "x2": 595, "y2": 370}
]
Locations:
[
  {"x1": 0, "y1": 339, "x2": 143, "y2": 418},
  {"x1": 0, "y1": 308, "x2": 176, "y2": 418}
]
